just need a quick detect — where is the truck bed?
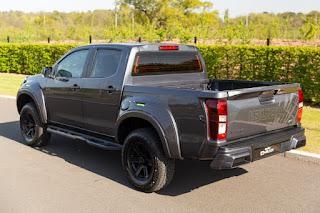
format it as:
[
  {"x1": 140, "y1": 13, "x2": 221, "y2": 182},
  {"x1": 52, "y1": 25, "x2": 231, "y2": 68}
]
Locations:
[{"x1": 208, "y1": 79, "x2": 288, "y2": 91}]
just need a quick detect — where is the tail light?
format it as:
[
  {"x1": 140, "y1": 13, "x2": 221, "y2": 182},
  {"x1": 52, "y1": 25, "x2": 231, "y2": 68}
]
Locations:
[
  {"x1": 205, "y1": 100, "x2": 228, "y2": 140},
  {"x1": 297, "y1": 90, "x2": 304, "y2": 123}
]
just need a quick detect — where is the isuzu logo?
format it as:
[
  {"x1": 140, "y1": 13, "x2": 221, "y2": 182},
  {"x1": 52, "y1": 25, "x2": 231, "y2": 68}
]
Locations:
[
  {"x1": 249, "y1": 107, "x2": 285, "y2": 122},
  {"x1": 260, "y1": 147, "x2": 275, "y2": 156}
]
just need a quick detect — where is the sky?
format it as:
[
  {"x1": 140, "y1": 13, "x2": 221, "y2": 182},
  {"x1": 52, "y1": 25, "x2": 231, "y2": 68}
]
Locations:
[
  {"x1": 0, "y1": 0, "x2": 319, "y2": 18},
  {"x1": 212, "y1": 0, "x2": 320, "y2": 18}
]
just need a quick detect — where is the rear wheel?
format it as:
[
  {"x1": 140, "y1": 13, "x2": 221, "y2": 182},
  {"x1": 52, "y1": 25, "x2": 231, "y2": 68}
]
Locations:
[
  {"x1": 20, "y1": 103, "x2": 51, "y2": 147},
  {"x1": 122, "y1": 128, "x2": 175, "y2": 192}
]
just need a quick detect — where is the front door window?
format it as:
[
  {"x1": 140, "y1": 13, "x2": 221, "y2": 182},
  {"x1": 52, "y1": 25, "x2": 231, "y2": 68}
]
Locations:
[{"x1": 56, "y1": 50, "x2": 89, "y2": 78}]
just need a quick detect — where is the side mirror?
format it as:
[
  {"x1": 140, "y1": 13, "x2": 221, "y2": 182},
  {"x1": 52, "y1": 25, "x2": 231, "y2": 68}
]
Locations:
[{"x1": 42, "y1": 67, "x2": 52, "y2": 78}]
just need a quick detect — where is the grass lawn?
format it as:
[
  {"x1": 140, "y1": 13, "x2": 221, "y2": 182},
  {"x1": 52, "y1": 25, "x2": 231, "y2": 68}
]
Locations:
[
  {"x1": 0, "y1": 73, "x2": 319, "y2": 154},
  {"x1": 300, "y1": 107, "x2": 320, "y2": 154},
  {"x1": 0, "y1": 74, "x2": 27, "y2": 97}
]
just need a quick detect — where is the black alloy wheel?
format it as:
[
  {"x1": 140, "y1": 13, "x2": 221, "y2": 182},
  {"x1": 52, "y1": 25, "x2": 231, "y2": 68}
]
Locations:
[
  {"x1": 127, "y1": 142, "x2": 155, "y2": 181},
  {"x1": 21, "y1": 111, "x2": 36, "y2": 140}
]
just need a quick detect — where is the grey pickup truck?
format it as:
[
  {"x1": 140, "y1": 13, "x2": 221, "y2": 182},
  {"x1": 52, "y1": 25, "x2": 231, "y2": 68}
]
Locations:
[{"x1": 17, "y1": 43, "x2": 306, "y2": 192}]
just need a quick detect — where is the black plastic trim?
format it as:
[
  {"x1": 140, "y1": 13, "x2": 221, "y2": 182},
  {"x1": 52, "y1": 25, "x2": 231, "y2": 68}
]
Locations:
[{"x1": 210, "y1": 127, "x2": 305, "y2": 170}]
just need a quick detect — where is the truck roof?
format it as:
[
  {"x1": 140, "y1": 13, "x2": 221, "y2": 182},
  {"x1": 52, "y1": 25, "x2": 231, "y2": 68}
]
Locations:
[{"x1": 77, "y1": 43, "x2": 197, "y2": 51}]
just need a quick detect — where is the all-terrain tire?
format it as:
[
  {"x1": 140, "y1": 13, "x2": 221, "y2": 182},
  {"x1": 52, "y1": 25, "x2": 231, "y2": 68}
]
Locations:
[
  {"x1": 20, "y1": 102, "x2": 51, "y2": 147},
  {"x1": 122, "y1": 128, "x2": 175, "y2": 192}
]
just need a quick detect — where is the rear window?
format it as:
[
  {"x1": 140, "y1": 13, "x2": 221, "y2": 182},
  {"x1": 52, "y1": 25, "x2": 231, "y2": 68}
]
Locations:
[{"x1": 132, "y1": 52, "x2": 202, "y2": 76}]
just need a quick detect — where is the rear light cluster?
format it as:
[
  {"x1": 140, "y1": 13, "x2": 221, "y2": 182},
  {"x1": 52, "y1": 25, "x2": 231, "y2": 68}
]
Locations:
[
  {"x1": 205, "y1": 100, "x2": 228, "y2": 140},
  {"x1": 297, "y1": 90, "x2": 304, "y2": 123}
]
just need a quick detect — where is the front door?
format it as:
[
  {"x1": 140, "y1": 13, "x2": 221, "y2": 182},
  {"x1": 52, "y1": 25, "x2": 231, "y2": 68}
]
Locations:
[
  {"x1": 82, "y1": 48, "x2": 125, "y2": 137},
  {"x1": 44, "y1": 49, "x2": 90, "y2": 128}
]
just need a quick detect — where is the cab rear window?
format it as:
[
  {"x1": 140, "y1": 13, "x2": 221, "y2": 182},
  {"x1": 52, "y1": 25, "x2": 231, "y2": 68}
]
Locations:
[{"x1": 132, "y1": 52, "x2": 202, "y2": 76}]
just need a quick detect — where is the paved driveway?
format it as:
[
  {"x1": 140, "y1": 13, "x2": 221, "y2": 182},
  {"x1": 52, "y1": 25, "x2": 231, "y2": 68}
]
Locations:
[{"x1": 1, "y1": 98, "x2": 320, "y2": 212}]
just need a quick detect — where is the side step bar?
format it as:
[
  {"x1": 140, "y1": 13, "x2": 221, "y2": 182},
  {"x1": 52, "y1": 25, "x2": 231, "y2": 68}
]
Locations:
[{"x1": 47, "y1": 126, "x2": 122, "y2": 151}]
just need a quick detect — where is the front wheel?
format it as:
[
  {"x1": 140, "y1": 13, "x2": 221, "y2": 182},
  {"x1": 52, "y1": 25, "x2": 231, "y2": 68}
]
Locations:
[
  {"x1": 20, "y1": 103, "x2": 51, "y2": 147},
  {"x1": 122, "y1": 128, "x2": 175, "y2": 192}
]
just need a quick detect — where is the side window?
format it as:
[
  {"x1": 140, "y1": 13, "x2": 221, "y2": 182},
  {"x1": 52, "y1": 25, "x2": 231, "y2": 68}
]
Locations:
[
  {"x1": 56, "y1": 50, "x2": 89, "y2": 78},
  {"x1": 91, "y1": 49, "x2": 122, "y2": 78}
]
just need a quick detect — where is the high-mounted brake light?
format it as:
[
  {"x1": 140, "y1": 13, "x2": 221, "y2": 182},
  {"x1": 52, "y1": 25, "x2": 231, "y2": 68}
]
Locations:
[
  {"x1": 158, "y1": 46, "x2": 179, "y2": 50},
  {"x1": 205, "y1": 100, "x2": 228, "y2": 140},
  {"x1": 297, "y1": 90, "x2": 304, "y2": 123}
]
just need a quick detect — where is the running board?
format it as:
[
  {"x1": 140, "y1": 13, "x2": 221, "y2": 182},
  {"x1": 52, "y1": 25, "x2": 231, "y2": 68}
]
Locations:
[{"x1": 47, "y1": 126, "x2": 122, "y2": 151}]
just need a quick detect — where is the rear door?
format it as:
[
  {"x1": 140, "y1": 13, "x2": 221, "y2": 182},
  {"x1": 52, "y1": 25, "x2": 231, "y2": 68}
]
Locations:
[
  {"x1": 82, "y1": 47, "x2": 127, "y2": 137},
  {"x1": 226, "y1": 85, "x2": 300, "y2": 140},
  {"x1": 44, "y1": 49, "x2": 90, "y2": 128}
]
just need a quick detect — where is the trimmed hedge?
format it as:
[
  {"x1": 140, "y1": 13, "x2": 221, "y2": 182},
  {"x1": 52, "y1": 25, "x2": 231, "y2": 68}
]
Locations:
[
  {"x1": 0, "y1": 44, "x2": 79, "y2": 75},
  {"x1": 0, "y1": 44, "x2": 319, "y2": 103}
]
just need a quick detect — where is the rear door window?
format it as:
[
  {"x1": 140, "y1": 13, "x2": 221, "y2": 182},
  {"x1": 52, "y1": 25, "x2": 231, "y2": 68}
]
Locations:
[
  {"x1": 91, "y1": 49, "x2": 122, "y2": 78},
  {"x1": 132, "y1": 52, "x2": 202, "y2": 76}
]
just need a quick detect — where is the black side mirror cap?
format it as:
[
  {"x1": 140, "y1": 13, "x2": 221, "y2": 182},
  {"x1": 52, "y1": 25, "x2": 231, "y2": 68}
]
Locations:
[{"x1": 42, "y1": 67, "x2": 52, "y2": 78}]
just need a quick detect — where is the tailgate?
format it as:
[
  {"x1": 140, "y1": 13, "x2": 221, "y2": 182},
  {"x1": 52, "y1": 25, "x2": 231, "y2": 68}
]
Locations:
[{"x1": 226, "y1": 84, "x2": 300, "y2": 140}]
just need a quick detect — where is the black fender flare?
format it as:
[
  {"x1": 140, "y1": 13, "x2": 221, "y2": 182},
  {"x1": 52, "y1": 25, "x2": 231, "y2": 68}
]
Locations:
[
  {"x1": 17, "y1": 81, "x2": 47, "y2": 124},
  {"x1": 116, "y1": 102, "x2": 183, "y2": 160}
]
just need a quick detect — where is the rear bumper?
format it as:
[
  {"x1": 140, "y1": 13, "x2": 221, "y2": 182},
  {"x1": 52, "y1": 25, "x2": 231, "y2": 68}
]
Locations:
[{"x1": 210, "y1": 127, "x2": 306, "y2": 170}]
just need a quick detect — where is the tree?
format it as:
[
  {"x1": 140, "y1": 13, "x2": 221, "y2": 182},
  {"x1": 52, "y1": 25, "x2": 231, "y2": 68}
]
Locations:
[
  {"x1": 118, "y1": 0, "x2": 165, "y2": 24},
  {"x1": 175, "y1": 0, "x2": 213, "y2": 15},
  {"x1": 118, "y1": 0, "x2": 216, "y2": 28}
]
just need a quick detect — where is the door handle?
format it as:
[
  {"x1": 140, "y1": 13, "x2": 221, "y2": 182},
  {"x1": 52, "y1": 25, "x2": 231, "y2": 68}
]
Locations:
[
  {"x1": 71, "y1": 84, "x2": 81, "y2": 92},
  {"x1": 57, "y1": 78, "x2": 69, "y2": 82},
  {"x1": 105, "y1": 86, "x2": 116, "y2": 94}
]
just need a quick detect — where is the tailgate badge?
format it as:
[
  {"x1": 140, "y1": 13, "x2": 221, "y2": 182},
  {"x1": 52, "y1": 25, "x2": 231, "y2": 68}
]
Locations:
[{"x1": 260, "y1": 147, "x2": 275, "y2": 156}]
